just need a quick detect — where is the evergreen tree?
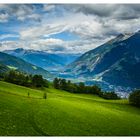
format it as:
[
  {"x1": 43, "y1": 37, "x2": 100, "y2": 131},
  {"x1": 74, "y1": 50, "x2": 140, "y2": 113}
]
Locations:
[
  {"x1": 91, "y1": 85, "x2": 101, "y2": 95},
  {"x1": 28, "y1": 92, "x2": 30, "y2": 97},
  {"x1": 78, "y1": 82, "x2": 85, "y2": 93},
  {"x1": 129, "y1": 90, "x2": 140, "y2": 107},
  {"x1": 53, "y1": 78, "x2": 60, "y2": 89},
  {"x1": 43, "y1": 92, "x2": 47, "y2": 99},
  {"x1": 60, "y1": 79, "x2": 67, "y2": 90},
  {"x1": 32, "y1": 75, "x2": 45, "y2": 87}
]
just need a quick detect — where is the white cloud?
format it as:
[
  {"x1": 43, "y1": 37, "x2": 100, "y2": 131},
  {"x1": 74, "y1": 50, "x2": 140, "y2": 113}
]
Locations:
[
  {"x1": 0, "y1": 37, "x2": 110, "y2": 54},
  {"x1": 43, "y1": 4, "x2": 55, "y2": 12},
  {"x1": 20, "y1": 24, "x2": 67, "y2": 40},
  {"x1": 0, "y1": 4, "x2": 140, "y2": 54},
  {"x1": 0, "y1": 34, "x2": 19, "y2": 40},
  {"x1": 0, "y1": 41, "x2": 25, "y2": 51},
  {"x1": 17, "y1": 13, "x2": 41, "y2": 21},
  {"x1": 0, "y1": 13, "x2": 9, "y2": 22}
]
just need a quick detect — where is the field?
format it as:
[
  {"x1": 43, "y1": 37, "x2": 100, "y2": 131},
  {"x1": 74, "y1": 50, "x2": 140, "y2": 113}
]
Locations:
[{"x1": 0, "y1": 81, "x2": 140, "y2": 136}]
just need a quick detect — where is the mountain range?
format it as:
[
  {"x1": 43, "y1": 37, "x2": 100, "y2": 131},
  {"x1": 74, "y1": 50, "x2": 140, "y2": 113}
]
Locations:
[
  {"x1": 1, "y1": 30, "x2": 140, "y2": 96},
  {"x1": 64, "y1": 31, "x2": 140, "y2": 93},
  {"x1": 4, "y1": 49, "x2": 80, "y2": 73}
]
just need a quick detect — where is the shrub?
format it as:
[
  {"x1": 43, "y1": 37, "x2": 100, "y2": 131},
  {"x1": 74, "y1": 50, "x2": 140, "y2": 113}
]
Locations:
[
  {"x1": 43, "y1": 92, "x2": 47, "y2": 99},
  {"x1": 129, "y1": 90, "x2": 140, "y2": 107}
]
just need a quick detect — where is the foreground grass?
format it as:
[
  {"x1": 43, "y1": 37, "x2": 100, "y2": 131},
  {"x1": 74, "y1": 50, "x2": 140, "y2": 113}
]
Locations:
[{"x1": 0, "y1": 81, "x2": 140, "y2": 136}]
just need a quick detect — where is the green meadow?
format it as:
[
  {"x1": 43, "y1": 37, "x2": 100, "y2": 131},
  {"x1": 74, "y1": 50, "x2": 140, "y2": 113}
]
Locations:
[{"x1": 0, "y1": 81, "x2": 140, "y2": 136}]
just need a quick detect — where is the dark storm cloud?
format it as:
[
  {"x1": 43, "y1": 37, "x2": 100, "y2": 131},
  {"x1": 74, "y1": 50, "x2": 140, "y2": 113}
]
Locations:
[
  {"x1": 61, "y1": 4, "x2": 140, "y2": 20},
  {"x1": 0, "y1": 4, "x2": 41, "y2": 22}
]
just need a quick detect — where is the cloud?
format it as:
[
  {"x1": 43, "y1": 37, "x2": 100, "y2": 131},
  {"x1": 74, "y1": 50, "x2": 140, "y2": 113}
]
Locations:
[
  {"x1": 0, "y1": 4, "x2": 41, "y2": 22},
  {"x1": 43, "y1": 4, "x2": 55, "y2": 12},
  {"x1": 19, "y1": 12, "x2": 105, "y2": 40},
  {"x1": 62, "y1": 4, "x2": 117, "y2": 17},
  {"x1": 0, "y1": 34, "x2": 19, "y2": 40},
  {"x1": 17, "y1": 13, "x2": 41, "y2": 21},
  {"x1": 0, "y1": 4, "x2": 140, "y2": 54},
  {"x1": 0, "y1": 41, "x2": 25, "y2": 51},
  {"x1": 0, "y1": 37, "x2": 109, "y2": 54},
  {"x1": 0, "y1": 13, "x2": 9, "y2": 22},
  {"x1": 62, "y1": 4, "x2": 140, "y2": 20},
  {"x1": 20, "y1": 24, "x2": 67, "y2": 40}
]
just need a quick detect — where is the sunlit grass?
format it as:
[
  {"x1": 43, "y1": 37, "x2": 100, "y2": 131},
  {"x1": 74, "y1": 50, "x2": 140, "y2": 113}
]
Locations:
[{"x1": 0, "y1": 81, "x2": 140, "y2": 136}]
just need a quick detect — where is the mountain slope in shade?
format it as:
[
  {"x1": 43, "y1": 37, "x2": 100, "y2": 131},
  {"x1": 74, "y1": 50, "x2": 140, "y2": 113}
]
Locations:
[
  {"x1": 4, "y1": 49, "x2": 80, "y2": 72},
  {"x1": 0, "y1": 63, "x2": 10, "y2": 74},
  {"x1": 64, "y1": 31, "x2": 140, "y2": 89},
  {"x1": 0, "y1": 52, "x2": 52, "y2": 79}
]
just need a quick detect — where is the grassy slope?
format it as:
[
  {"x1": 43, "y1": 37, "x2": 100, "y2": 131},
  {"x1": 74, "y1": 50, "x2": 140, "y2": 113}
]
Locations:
[{"x1": 0, "y1": 81, "x2": 140, "y2": 136}]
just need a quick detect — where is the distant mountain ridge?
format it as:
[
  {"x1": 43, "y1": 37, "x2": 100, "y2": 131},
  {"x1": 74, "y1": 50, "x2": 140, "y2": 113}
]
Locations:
[
  {"x1": 4, "y1": 49, "x2": 80, "y2": 72},
  {"x1": 64, "y1": 31, "x2": 140, "y2": 90},
  {"x1": 0, "y1": 52, "x2": 52, "y2": 79}
]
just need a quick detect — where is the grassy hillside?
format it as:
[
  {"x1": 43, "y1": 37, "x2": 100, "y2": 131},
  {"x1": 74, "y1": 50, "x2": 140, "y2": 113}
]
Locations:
[
  {"x1": 0, "y1": 52, "x2": 52, "y2": 79},
  {"x1": 0, "y1": 81, "x2": 140, "y2": 136}
]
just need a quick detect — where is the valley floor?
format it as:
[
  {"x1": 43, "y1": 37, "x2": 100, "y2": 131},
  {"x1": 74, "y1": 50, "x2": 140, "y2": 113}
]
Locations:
[{"x1": 0, "y1": 81, "x2": 140, "y2": 136}]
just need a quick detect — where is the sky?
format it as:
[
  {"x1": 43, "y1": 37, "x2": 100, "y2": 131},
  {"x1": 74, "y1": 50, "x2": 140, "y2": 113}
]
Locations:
[{"x1": 0, "y1": 4, "x2": 140, "y2": 54}]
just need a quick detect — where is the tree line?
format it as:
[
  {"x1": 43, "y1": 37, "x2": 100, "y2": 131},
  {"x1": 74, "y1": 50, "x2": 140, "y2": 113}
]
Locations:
[
  {"x1": 129, "y1": 90, "x2": 140, "y2": 107},
  {"x1": 0, "y1": 70, "x2": 49, "y2": 88},
  {"x1": 53, "y1": 78, "x2": 120, "y2": 100},
  {"x1": 1, "y1": 70, "x2": 140, "y2": 106}
]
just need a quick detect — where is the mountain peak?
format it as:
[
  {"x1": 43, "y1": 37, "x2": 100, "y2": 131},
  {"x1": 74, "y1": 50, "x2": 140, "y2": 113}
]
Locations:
[{"x1": 14, "y1": 48, "x2": 25, "y2": 53}]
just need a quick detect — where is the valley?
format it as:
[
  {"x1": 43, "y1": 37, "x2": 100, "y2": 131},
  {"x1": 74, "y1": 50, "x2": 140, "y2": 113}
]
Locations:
[{"x1": 1, "y1": 3, "x2": 140, "y2": 136}]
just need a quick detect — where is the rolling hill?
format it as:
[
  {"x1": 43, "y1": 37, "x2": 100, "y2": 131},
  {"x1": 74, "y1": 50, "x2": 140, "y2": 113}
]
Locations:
[
  {"x1": 0, "y1": 52, "x2": 52, "y2": 79},
  {"x1": 0, "y1": 81, "x2": 140, "y2": 136}
]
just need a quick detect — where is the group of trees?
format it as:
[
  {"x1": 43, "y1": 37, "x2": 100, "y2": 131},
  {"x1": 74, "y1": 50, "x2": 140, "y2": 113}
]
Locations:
[
  {"x1": 129, "y1": 90, "x2": 140, "y2": 107},
  {"x1": 100, "y1": 91, "x2": 120, "y2": 100},
  {"x1": 1, "y1": 70, "x2": 49, "y2": 88},
  {"x1": 53, "y1": 78, "x2": 120, "y2": 100},
  {"x1": 53, "y1": 78, "x2": 101, "y2": 94}
]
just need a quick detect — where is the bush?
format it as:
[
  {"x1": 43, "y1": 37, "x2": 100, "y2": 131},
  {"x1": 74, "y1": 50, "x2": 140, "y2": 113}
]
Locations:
[{"x1": 129, "y1": 90, "x2": 140, "y2": 107}]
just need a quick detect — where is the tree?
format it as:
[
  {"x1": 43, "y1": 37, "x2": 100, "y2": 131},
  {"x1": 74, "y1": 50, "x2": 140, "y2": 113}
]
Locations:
[
  {"x1": 4, "y1": 70, "x2": 27, "y2": 86},
  {"x1": 68, "y1": 83, "x2": 78, "y2": 93},
  {"x1": 60, "y1": 79, "x2": 67, "y2": 90},
  {"x1": 43, "y1": 79, "x2": 49, "y2": 88},
  {"x1": 32, "y1": 75, "x2": 45, "y2": 87},
  {"x1": 3, "y1": 70, "x2": 48, "y2": 88},
  {"x1": 28, "y1": 92, "x2": 30, "y2": 97},
  {"x1": 91, "y1": 85, "x2": 102, "y2": 95},
  {"x1": 102, "y1": 91, "x2": 120, "y2": 100},
  {"x1": 4, "y1": 70, "x2": 17, "y2": 83},
  {"x1": 43, "y1": 92, "x2": 47, "y2": 99},
  {"x1": 78, "y1": 82, "x2": 85, "y2": 93},
  {"x1": 129, "y1": 90, "x2": 140, "y2": 107},
  {"x1": 53, "y1": 78, "x2": 60, "y2": 89}
]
